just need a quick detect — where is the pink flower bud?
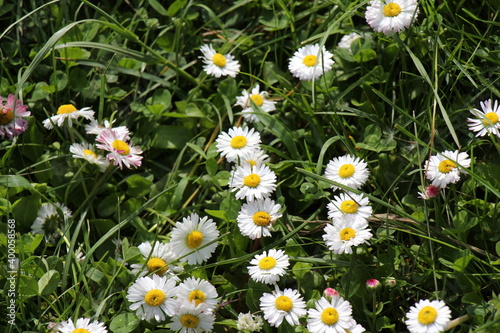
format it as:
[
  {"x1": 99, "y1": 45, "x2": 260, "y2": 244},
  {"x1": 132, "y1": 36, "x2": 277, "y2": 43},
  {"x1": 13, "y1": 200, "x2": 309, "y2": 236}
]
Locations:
[{"x1": 366, "y1": 278, "x2": 381, "y2": 290}]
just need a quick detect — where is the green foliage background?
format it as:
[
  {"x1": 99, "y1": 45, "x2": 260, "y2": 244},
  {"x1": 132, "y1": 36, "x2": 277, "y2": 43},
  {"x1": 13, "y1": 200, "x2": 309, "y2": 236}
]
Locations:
[{"x1": 1, "y1": 0, "x2": 500, "y2": 332}]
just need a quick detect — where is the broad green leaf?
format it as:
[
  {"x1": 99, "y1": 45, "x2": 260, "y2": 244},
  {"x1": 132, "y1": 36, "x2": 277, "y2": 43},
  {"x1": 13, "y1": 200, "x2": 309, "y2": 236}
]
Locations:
[
  {"x1": 109, "y1": 313, "x2": 141, "y2": 333},
  {"x1": 453, "y1": 255, "x2": 474, "y2": 272},
  {"x1": 126, "y1": 175, "x2": 153, "y2": 197},
  {"x1": 38, "y1": 270, "x2": 60, "y2": 296}
]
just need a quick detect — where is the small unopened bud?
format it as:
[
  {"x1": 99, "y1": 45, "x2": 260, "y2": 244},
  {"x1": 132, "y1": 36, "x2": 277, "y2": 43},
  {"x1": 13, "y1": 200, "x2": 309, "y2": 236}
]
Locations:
[
  {"x1": 366, "y1": 279, "x2": 381, "y2": 290},
  {"x1": 324, "y1": 287, "x2": 339, "y2": 300},
  {"x1": 418, "y1": 185, "x2": 440, "y2": 200},
  {"x1": 385, "y1": 277, "x2": 397, "y2": 288}
]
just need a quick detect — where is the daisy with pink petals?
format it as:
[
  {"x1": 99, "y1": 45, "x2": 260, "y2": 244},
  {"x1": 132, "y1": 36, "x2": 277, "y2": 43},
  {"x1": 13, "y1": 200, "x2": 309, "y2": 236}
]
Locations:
[
  {"x1": 96, "y1": 128, "x2": 142, "y2": 169},
  {"x1": 0, "y1": 94, "x2": 31, "y2": 139}
]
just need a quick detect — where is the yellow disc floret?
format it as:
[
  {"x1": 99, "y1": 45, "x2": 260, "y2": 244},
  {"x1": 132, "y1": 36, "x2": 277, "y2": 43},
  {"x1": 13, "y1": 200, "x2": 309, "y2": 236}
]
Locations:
[
  {"x1": 338, "y1": 164, "x2": 355, "y2": 178},
  {"x1": 144, "y1": 289, "x2": 166, "y2": 306},
  {"x1": 303, "y1": 55, "x2": 317, "y2": 67},
  {"x1": 321, "y1": 307, "x2": 339, "y2": 325},
  {"x1": 253, "y1": 211, "x2": 271, "y2": 226},
  {"x1": 383, "y1": 3, "x2": 402, "y2": 17},
  {"x1": 212, "y1": 53, "x2": 227, "y2": 67},
  {"x1": 275, "y1": 295, "x2": 293, "y2": 312},
  {"x1": 0, "y1": 109, "x2": 14, "y2": 125},
  {"x1": 147, "y1": 257, "x2": 167, "y2": 275},
  {"x1": 186, "y1": 230, "x2": 203, "y2": 249},
  {"x1": 250, "y1": 94, "x2": 264, "y2": 107},
  {"x1": 484, "y1": 112, "x2": 499, "y2": 125},
  {"x1": 188, "y1": 290, "x2": 206, "y2": 306},
  {"x1": 72, "y1": 329, "x2": 91, "y2": 333},
  {"x1": 339, "y1": 227, "x2": 356, "y2": 241},
  {"x1": 258, "y1": 256, "x2": 277, "y2": 270},
  {"x1": 438, "y1": 160, "x2": 457, "y2": 173},
  {"x1": 180, "y1": 314, "x2": 200, "y2": 328},
  {"x1": 57, "y1": 104, "x2": 77, "y2": 114},
  {"x1": 340, "y1": 200, "x2": 359, "y2": 214},
  {"x1": 243, "y1": 174, "x2": 261, "y2": 187},
  {"x1": 230, "y1": 135, "x2": 248, "y2": 149},
  {"x1": 417, "y1": 306, "x2": 438, "y2": 325},
  {"x1": 83, "y1": 149, "x2": 97, "y2": 159},
  {"x1": 112, "y1": 140, "x2": 131, "y2": 155}
]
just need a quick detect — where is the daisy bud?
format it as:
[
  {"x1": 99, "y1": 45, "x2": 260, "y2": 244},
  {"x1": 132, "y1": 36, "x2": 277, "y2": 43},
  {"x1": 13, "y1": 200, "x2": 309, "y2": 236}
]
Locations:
[
  {"x1": 418, "y1": 185, "x2": 440, "y2": 200},
  {"x1": 366, "y1": 279, "x2": 381, "y2": 290},
  {"x1": 323, "y1": 287, "x2": 339, "y2": 300},
  {"x1": 385, "y1": 277, "x2": 397, "y2": 288}
]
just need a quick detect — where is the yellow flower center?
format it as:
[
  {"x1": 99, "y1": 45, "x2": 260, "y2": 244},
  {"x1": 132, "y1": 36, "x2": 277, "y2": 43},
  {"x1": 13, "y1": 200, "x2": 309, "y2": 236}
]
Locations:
[
  {"x1": 57, "y1": 104, "x2": 77, "y2": 114},
  {"x1": 417, "y1": 306, "x2": 438, "y2": 325},
  {"x1": 484, "y1": 112, "x2": 499, "y2": 125},
  {"x1": 0, "y1": 108, "x2": 14, "y2": 125},
  {"x1": 438, "y1": 160, "x2": 457, "y2": 173},
  {"x1": 340, "y1": 200, "x2": 359, "y2": 214},
  {"x1": 303, "y1": 55, "x2": 317, "y2": 67},
  {"x1": 186, "y1": 230, "x2": 203, "y2": 249},
  {"x1": 258, "y1": 256, "x2": 277, "y2": 270},
  {"x1": 112, "y1": 140, "x2": 130, "y2": 155},
  {"x1": 248, "y1": 159, "x2": 257, "y2": 166},
  {"x1": 83, "y1": 149, "x2": 97, "y2": 159},
  {"x1": 72, "y1": 329, "x2": 90, "y2": 333},
  {"x1": 230, "y1": 135, "x2": 247, "y2": 149},
  {"x1": 147, "y1": 257, "x2": 167, "y2": 275},
  {"x1": 339, "y1": 227, "x2": 356, "y2": 241},
  {"x1": 253, "y1": 211, "x2": 271, "y2": 226},
  {"x1": 250, "y1": 94, "x2": 264, "y2": 107},
  {"x1": 243, "y1": 174, "x2": 261, "y2": 187},
  {"x1": 212, "y1": 53, "x2": 227, "y2": 67},
  {"x1": 383, "y1": 3, "x2": 402, "y2": 17},
  {"x1": 321, "y1": 307, "x2": 339, "y2": 325},
  {"x1": 144, "y1": 289, "x2": 166, "y2": 306},
  {"x1": 188, "y1": 290, "x2": 206, "y2": 306},
  {"x1": 338, "y1": 164, "x2": 355, "y2": 178},
  {"x1": 275, "y1": 295, "x2": 293, "y2": 312},
  {"x1": 180, "y1": 314, "x2": 200, "y2": 328}
]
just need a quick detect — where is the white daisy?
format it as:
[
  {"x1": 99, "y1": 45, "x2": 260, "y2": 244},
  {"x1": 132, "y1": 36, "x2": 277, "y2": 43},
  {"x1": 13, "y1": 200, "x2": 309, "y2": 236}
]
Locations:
[
  {"x1": 306, "y1": 296, "x2": 355, "y2": 333},
  {"x1": 237, "y1": 198, "x2": 282, "y2": 239},
  {"x1": 169, "y1": 213, "x2": 220, "y2": 265},
  {"x1": 235, "y1": 84, "x2": 277, "y2": 123},
  {"x1": 175, "y1": 277, "x2": 218, "y2": 311},
  {"x1": 85, "y1": 118, "x2": 129, "y2": 137},
  {"x1": 365, "y1": 0, "x2": 419, "y2": 35},
  {"x1": 324, "y1": 155, "x2": 370, "y2": 191},
  {"x1": 467, "y1": 99, "x2": 500, "y2": 137},
  {"x1": 170, "y1": 300, "x2": 216, "y2": 333},
  {"x1": 126, "y1": 274, "x2": 178, "y2": 323},
  {"x1": 31, "y1": 202, "x2": 72, "y2": 243},
  {"x1": 424, "y1": 150, "x2": 471, "y2": 188},
  {"x1": 96, "y1": 128, "x2": 142, "y2": 170},
  {"x1": 327, "y1": 192, "x2": 372, "y2": 221},
  {"x1": 338, "y1": 32, "x2": 363, "y2": 50},
  {"x1": 288, "y1": 43, "x2": 335, "y2": 81},
  {"x1": 346, "y1": 322, "x2": 367, "y2": 333},
  {"x1": 405, "y1": 299, "x2": 451, "y2": 333},
  {"x1": 69, "y1": 142, "x2": 110, "y2": 172},
  {"x1": 260, "y1": 287, "x2": 307, "y2": 327},
  {"x1": 216, "y1": 126, "x2": 261, "y2": 163},
  {"x1": 229, "y1": 164, "x2": 277, "y2": 202},
  {"x1": 248, "y1": 249, "x2": 289, "y2": 284},
  {"x1": 43, "y1": 104, "x2": 94, "y2": 129},
  {"x1": 323, "y1": 215, "x2": 373, "y2": 254},
  {"x1": 130, "y1": 241, "x2": 183, "y2": 280},
  {"x1": 199, "y1": 44, "x2": 240, "y2": 78},
  {"x1": 0, "y1": 94, "x2": 31, "y2": 139},
  {"x1": 237, "y1": 312, "x2": 264, "y2": 332},
  {"x1": 238, "y1": 148, "x2": 270, "y2": 168},
  {"x1": 56, "y1": 318, "x2": 107, "y2": 333}
]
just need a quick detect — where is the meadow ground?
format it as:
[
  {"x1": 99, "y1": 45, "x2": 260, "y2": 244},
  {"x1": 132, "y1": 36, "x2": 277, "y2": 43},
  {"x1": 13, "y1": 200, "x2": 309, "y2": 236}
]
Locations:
[{"x1": 1, "y1": 0, "x2": 500, "y2": 332}]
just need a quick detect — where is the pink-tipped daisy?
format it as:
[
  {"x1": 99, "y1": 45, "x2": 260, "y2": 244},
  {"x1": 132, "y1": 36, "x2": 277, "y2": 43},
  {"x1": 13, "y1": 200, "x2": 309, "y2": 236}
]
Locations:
[
  {"x1": 96, "y1": 128, "x2": 142, "y2": 169},
  {"x1": 0, "y1": 94, "x2": 31, "y2": 139}
]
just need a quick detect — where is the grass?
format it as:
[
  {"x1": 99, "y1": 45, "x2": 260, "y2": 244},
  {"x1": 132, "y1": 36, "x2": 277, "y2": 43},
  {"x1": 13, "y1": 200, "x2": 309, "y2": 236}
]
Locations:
[{"x1": 1, "y1": 0, "x2": 500, "y2": 332}]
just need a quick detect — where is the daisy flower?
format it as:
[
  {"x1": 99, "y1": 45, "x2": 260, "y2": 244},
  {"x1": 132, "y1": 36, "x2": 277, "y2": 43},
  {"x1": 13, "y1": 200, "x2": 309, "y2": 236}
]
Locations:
[
  {"x1": 175, "y1": 277, "x2": 218, "y2": 311},
  {"x1": 237, "y1": 198, "x2": 282, "y2": 239},
  {"x1": 306, "y1": 296, "x2": 355, "y2": 333},
  {"x1": 327, "y1": 192, "x2": 372, "y2": 221},
  {"x1": 216, "y1": 126, "x2": 261, "y2": 163},
  {"x1": 130, "y1": 241, "x2": 183, "y2": 280},
  {"x1": 260, "y1": 287, "x2": 307, "y2": 327},
  {"x1": 170, "y1": 300, "x2": 216, "y2": 333},
  {"x1": 56, "y1": 318, "x2": 108, "y2": 333},
  {"x1": 169, "y1": 213, "x2": 220, "y2": 265},
  {"x1": 405, "y1": 299, "x2": 451, "y2": 333},
  {"x1": 323, "y1": 215, "x2": 373, "y2": 254},
  {"x1": 96, "y1": 128, "x2": 142, "y2": 169},
  {"x1": 324, "y1": 155, "x2": 370, "y2": 191},
  {"x1": 126, "y1": 274, "x2": 178, "y2": 323},
  {"x1": 418, "y1": 184, "x2": 440, "y2": 200},
  {"x1": 237, "y1": 312, "x2": 264, "y2": 332},
  {"x1": 467, "y1": 99, "x2": 500, "y2": 137},
  {"x1": 0, "y1": 94, "x2": 31, "y2": 139},
  {"x1": 365, "y1": 0, "x2": 419, "y2": 35},
  {"x1": 229, "y1": 164, "x2": 277, "y2": 202},
  {"x1": 235, "y1": 84, "x2": 277, "y2": 123},
  {"x1": 199, "y1": 44, "x2": 240, "y2": 78},
  {"x1": 338, "y1": 32, "x2": 363, "y2": 50},
  {"x1": 69, "y1": 142, "x2": 110, "y2": 172},
  {"x1": 43, "y1": 104, "x2": 94, "y2": 129},
  {"x1": 424, "y1": 150, "x2": 471, "y2": 188},
  {"x1": 248, "y1": 249, "x2": 289, "y2": 284},
  {"x1": 238, "y1": 148, "x2": 270, "y2": 168},
  {"x1": 31, "y1": 202, "x2": 72, "y2": 243},
  {"x1": 288, "y1": 43, "x2": 335, "y2": 81},
  {"x1": 85, "y1": 118, "x2": 129, "y2": 137}
]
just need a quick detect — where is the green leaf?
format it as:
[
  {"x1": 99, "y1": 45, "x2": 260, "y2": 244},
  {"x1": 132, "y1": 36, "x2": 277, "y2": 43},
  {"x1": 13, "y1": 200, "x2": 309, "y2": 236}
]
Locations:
[
  {"x1": 292, "y1": 262, "x2": 312, "y2": 279},
  {"x1": 453, "y1": 255, "x2": 474, "y2": 272},
  {"x1": 38, "y1": 270, "x2": 60, "y2": 296},
  {"x1": 152, "y1": 125, "x2": 193, "y2": 149},
  {"x1": 126, "y1": 175, "x2": 153, "y2": 197},
  {"x1": 0, "y1": 175, "x2": 33, "y2": 189},
  {"x1": 167, "y1": 0, "x2": 188, "y2": 17},
  {"x1": 19, "y1": 275, "x2": 39, "y2": 298},
  {"x1": 148, "y1": 0, "x2": 169, "y2": 16},
  {"x1": 12, "y1": 194, "x2": 41, "y2": 229},
  {"x1": 97, "y1": 193, "x2": 119, "y2": 217},
  {"x1": 109, "y1": 313, "x2": 141, "y2": 333},
  {"x1": 20, "y1": 234, "x2": 43, "y2": 254}
]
